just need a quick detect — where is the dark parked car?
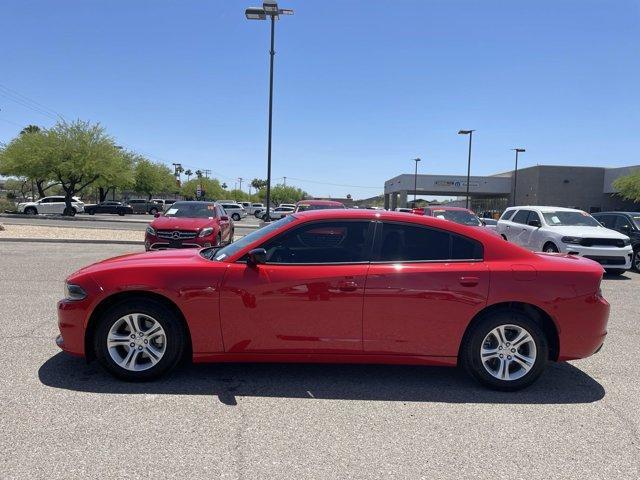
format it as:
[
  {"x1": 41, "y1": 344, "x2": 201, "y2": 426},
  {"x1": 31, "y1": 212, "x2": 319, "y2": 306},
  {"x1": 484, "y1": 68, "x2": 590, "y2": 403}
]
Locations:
[
  {"x1": 592, "y1": 212, "x2": 640, "y2": 271},
  {"x1": 128, "y1": 199, "x2": 161, "y2": 215},
  {"x1": 84, "y1": 201, "x2": 134, "y2": 216}
]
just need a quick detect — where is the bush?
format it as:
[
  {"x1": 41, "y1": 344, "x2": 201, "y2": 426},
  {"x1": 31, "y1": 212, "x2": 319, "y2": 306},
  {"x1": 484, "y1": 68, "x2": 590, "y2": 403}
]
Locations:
[{"x1": 0, "y1": 198, "x2": 17, "y2": 213}]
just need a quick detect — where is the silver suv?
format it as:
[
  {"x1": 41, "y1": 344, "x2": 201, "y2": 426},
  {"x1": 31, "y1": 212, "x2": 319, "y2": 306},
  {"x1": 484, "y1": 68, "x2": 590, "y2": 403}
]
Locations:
[{"x1": 219, "y1": 202, "x2": 247, "y2": 221}]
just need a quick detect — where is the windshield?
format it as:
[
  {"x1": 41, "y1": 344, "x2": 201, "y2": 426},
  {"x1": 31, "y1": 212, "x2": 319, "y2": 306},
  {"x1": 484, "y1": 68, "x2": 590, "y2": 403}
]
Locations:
[
  {"x1": 432, "y1": 210, "x2": 482, "y2": 226},
  {"x1": 542, "y1": 211, "x2": 601, "y2": 227},
  {"x1": 164, "y1": 202, "x2": 217, "y2": 218},
  {"x1": 206, "y1": 215, "x2": 296, "y2": 261}
]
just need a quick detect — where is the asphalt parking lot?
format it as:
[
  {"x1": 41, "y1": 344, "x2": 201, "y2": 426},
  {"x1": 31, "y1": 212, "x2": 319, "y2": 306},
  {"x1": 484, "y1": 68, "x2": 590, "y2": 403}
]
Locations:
[{"x1": 1, "y1": 242, "x2": 639, "y2": 479}]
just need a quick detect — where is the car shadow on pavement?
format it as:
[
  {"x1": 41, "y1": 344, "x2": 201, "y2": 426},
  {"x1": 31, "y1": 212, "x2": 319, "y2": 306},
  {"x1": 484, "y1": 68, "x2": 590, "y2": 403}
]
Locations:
[
  {"x1": 603, "y1": 273, "x2": 631, "y2": 281},
  {"x1": 39, "y1": 353, "x2": 604, "y2": 405}
]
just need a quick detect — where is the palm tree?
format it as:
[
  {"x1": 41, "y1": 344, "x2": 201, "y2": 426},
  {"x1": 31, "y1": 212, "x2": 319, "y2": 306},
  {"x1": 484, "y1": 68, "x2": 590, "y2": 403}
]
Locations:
[
  {"x1": 20, "y1": 125, "x2": 41, "y2": 135},
  {"x1": 195, "y1": 170, "x2": 203, "y2": 179},
  {"x1": 184, "y1": 169, "x2": 193, "y2": 181}
]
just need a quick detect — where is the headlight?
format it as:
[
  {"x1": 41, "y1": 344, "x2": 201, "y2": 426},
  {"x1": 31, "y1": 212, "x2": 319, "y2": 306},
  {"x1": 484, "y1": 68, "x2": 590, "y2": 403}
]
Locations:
[
  {"x1": 64, "y1": 283, "x2": 87, "y2": 301},
  {"x1": 623, "y1": 238, "x2": 631, "y2": 246},
  {"x1": 146, "y1": 226, "x2": 156, "y2": 236},
  {"x1": 199, "y1": 227, "x2": 214, "y2": 237},
  {"x1": 561, "y1": 236, "x2": 582, "y2": 245}
]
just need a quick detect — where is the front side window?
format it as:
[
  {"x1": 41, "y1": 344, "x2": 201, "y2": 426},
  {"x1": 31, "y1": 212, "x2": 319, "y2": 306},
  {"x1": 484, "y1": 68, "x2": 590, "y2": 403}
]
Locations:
[
  {"x1": 259, "y1": 221, "x2": 371, "y2": 264},
  {"x1": 512, "y1": 210, "x2": 531, "y2": 224},
  {"x1": 500, "y1": 210, "x2": 516, "y2": 221},
  {"x1": 376, "y1": 223, "x2": 483, "y2": 262}
]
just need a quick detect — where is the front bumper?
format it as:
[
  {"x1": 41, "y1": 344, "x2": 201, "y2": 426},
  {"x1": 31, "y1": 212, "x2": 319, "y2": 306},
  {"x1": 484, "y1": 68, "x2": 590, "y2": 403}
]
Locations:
[
  {"x1": 561, "y1": 244, "x2": 633, "y2": 269},
  {"x1": 145, "y1": 234, "x2": 213, "y2": 251},
  {"x1": 57, "y1": 299, "x2": 88, "y2": 357}
]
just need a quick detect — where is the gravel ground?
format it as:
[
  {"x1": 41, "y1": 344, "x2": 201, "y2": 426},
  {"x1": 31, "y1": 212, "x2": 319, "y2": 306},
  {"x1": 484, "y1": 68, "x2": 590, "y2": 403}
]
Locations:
[
  {"x1": 0, "y1": 224, "x2": 143, "y2": 241},
  {"x1": 0, "y1": 242, "x2": 639, "y2": 479}
]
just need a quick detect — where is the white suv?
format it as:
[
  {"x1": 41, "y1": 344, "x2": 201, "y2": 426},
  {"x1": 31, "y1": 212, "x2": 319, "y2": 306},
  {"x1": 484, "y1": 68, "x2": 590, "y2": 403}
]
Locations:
[
  {"x1": 17, "y1": 196, "x2": 85, "y2": 216},
  {"x1": 219, "y1": 202, "x2": 247, "y2": 221},
  {"x1": 497, "y1": 206, "x2": 633, "y2": 272}
]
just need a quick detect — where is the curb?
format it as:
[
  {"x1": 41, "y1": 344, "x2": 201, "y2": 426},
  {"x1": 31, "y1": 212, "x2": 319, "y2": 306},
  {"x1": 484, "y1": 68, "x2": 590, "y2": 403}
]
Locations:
[{"x1": 0, "y1": 238, "x2": 144, "y2": 246}]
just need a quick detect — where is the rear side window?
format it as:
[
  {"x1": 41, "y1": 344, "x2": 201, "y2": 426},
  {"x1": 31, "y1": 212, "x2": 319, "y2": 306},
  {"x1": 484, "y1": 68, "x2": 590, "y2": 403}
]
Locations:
[
  {"x1": 512, "y1": 210, "x2": 530, "y2": 224},
  {"x1": 376, "y1": 223, "x2": 483, "y2": 262},
  {"x1": 594, "y1": 214, "x2": 613, "y2": 228},
  {"x1": 500, "y1": 210, "x2": 516, "y2": 221}
]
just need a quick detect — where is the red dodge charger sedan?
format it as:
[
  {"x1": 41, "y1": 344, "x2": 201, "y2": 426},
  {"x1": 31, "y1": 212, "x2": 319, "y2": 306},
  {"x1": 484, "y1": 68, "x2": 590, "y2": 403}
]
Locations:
[{"x1": 57, "y1": 209, "x2": 609, "y2": 390}]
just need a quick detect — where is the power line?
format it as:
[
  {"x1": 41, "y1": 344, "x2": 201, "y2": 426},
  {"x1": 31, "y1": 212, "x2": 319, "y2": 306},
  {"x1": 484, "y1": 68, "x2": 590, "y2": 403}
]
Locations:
[{"x1": 284, "y1": 176, "x2": 381, "y2": 190}]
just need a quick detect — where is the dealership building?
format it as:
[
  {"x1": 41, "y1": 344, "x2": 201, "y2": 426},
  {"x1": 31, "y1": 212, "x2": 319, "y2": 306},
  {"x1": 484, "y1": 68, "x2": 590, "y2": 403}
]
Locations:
[{"x1": 383, "y1": 164, "x2": 640, "y2": 214}]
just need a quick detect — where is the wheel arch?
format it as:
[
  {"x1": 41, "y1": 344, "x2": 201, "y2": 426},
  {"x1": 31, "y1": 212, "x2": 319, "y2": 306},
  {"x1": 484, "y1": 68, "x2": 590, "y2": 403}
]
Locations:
[
  {"x1": 84, "y1": 290, "x2": 193, "y2": 362},
  {"x1": 458, "y1": 301, "x2": 560, "y2": 362}
]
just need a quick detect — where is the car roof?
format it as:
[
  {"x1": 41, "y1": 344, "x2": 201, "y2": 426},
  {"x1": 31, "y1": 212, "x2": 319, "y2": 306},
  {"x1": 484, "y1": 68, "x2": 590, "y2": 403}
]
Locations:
[
  {"x1": 427, "y1": 206, "x2": 473, "y2": 212},
  {"x1": 296, "y1": 199, "x2": 345, "y2": 206},
  {"x1": 505, "y1": 205, "x2": 585, "y2": 212},
  {"x1": 594, "y1": 211, "x2": 640, "y2": 216}
]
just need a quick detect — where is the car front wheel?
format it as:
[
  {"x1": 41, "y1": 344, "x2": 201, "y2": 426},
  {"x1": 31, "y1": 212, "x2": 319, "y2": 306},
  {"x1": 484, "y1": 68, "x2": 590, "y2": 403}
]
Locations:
[
  {"x1": 461, "y1": 310, "x2": 548, "y2": 391},
  {"x1": 24, "y1": 207, "x2": 37, "y2": 215},
  {"x1": 543, "y1": 242, "x2": 559, "y2": 253},
  {"x1": 232, "y1": 213, "x2": 240, "y2": 221},
  {"x1": 94, "y1": 299, "x2": 186, "y2": 381},
  {"x1": 633, "y1": 251, "x2": 640, "y2": 272}
]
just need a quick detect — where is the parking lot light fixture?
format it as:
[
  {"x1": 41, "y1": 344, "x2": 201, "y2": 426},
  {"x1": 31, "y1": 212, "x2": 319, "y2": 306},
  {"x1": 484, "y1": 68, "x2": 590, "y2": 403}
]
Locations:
[
  {"x1": 512, "y1": 148, "x2": 526, "y2": 206},
  {"x1": 245, "y1": 1, "x2": 294, "y2": 221},
  {"x1": 413, "y1": 158, "x2": 421, "y2": 206},
  {"x1": 458, "y1": 130, "x2": 475, "y2": 209}
]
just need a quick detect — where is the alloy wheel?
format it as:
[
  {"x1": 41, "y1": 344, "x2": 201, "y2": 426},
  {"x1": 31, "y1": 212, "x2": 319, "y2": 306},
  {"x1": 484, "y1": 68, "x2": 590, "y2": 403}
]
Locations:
[
  {"x1": 107, "y1": 313, "x2": 167, "y2": 371},
  {"x1": 634, "y1": 251, "x2": 640, "y2": 271},
  {"x1": 480, "y1": 324, "x2": 537, "y2": 381}
]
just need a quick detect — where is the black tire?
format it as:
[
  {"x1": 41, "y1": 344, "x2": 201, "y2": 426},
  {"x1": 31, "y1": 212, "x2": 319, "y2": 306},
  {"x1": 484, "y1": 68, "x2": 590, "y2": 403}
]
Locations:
[
  {"x1": 633, "y1": 250, "x2": 640, "y2": 272},
  {"x1": 63, "y1": 206, "x2": 76, "y2": 217},
  {"x1": 232, "y1": 213, "x2": 241, "y2": 221},
  {"x1": 149, "y1": 207, "x2": 158, "y2": 215},
  {"x1": 118, "y1": 211, "x2": 125, "y2": 216},
  {"x1": 254, "y1": 211, "x2": 261, "y2": 218},
  {"x1": 500, "y1": 234, "x2": 507, "y2": 241},
  {"x1": 24, "y1": 207, "x2": 37, "y2": 215},
  {"x1": 88, "y1": 210, "x2": 95, "y2": 215},
  {"x1": 461, "y1": 309, "x2": 548, "y2": 391},
  {"x1": 543, "y1": 242, "x2": 559, "y2": 253},
  {"x1": 93, "y1": 299, "x2": 186, "y2": 381},
  {"x1": 605, "y1": 268, "x2": 626, "y2": 276}
]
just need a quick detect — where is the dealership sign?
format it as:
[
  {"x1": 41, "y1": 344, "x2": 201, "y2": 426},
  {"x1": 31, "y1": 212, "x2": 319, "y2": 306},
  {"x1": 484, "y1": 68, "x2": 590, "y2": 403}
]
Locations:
[{"x1": 434, "y1": 180, "x2": 480, "y2": 188}]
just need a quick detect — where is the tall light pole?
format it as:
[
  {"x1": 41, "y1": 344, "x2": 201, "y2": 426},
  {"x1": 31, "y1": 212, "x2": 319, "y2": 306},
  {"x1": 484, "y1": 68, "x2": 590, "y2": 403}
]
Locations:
[
  {"x1": 413, "y1": 158, "x2": 421, "y2": 207},
  {"x1": 511, "y1": 148, "x2": 525, "y2": 206},
  {"x1": 458, "y1": 130, "x2": 475, "y2": 209},
  {"x1": 246, "y1": 1, "x2": 294, "y2": 221}
]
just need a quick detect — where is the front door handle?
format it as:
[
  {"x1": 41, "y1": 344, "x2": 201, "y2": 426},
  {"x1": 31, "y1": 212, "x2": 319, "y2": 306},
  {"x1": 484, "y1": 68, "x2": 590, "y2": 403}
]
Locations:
[
  {"x1": 338, "y1": 281, "x2": 358, "y2": 292},
  {"x1": 459, "y1": 276, "x2": 479, "y2": 287}
]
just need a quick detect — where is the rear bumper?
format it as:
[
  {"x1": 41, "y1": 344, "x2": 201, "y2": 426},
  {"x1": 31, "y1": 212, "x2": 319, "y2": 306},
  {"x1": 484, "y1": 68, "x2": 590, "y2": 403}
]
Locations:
[{"x1": 557, "y1": 293, "x2": 610, "y2": 361}]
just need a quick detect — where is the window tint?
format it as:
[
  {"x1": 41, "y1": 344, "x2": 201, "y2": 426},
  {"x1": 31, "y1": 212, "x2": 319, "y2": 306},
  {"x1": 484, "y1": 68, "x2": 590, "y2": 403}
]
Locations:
[
  {"x1": 594, "y1": 214, "x2": 613, "y2": 228},
  {"x1": 500, "y1": 210, "x2": 516, "y2": 221},
  {"x1": 377, "y1": 223, "x2": 482, "y2": 262},
  {"x1": 528, "y1": 211, "x2": 541, "y2": 224},
  {"x1": 614, "y1": 215, "x2": 632, "y2": 231},
  {"x1": 512, "y1": 210, "x2": 531, "y2": 224},
  {"x1": 259, "y1": 221, "x2": 371, "y2": 264}
]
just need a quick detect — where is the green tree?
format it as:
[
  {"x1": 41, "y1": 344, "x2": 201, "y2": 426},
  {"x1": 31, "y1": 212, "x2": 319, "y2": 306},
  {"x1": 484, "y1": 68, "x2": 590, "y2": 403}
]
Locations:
[
  {"x1": 258, "y1": 183, "x2": 308, "y2": 205},
  {"x1": 181, "y1": 177, "x2": 225, "y2": 200},
  {"x1": 613, "y1": 171, "x2": 640, "y2": 203},
  {"x1": 20, "y1": 124, "x2": 41, "y2": 135},
  {"x1": 4, "y1": 177, "x2": 30, "y2": 201},
  {"x1": 251, "y1": 178, "x2": 267, "y2": 191},
  {"x1": 95, "y1": 149, "x2": 136, "y2": 202},
  {"x1": 1, "y1": 120, "x2": 126, "y2": 214},
  {"x1": 184, "y1": 169, "x2": 193, "y2": 181},
  {"x1": 134, "y1": 159, "x2": 177, "y2": 200}
]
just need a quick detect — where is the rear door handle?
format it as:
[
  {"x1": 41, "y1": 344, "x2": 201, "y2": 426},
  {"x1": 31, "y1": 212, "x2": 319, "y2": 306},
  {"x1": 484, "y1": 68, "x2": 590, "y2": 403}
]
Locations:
[
  {"x1": 338, "y1": 281, "x2": 358, "y2": 292},
  {"x1": 459, "y1": 276, "x2": 479, "y2": 287}
]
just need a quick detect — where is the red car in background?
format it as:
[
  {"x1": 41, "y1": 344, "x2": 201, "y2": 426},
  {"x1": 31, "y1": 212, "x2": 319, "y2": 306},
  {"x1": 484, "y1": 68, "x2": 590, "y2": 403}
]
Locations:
[
  {"x1": 294, "y1": 199, "x2": 346, "y2": 212},
  {"x1": 57, "y1": 209, "x2": 608, "y2": 391},
  {"x1": 144, "y1": 201, "x2": 234, "y2": 251}
]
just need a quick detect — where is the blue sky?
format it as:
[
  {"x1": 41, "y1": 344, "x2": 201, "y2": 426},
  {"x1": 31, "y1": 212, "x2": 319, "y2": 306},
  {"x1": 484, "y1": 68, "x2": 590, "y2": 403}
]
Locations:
[{"x1": 1, "y1": 0, "x2": 639, "y2": 199}]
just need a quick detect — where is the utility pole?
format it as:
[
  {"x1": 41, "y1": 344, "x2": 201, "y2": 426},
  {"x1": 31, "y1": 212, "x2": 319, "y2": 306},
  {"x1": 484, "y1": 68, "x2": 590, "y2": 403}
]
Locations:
[
  {"x1": 283, "y1": 176, "x2": 287, "y2": 187},
  {"x1": 511, "y1": 148, "x2": 526, "y2": 206},
  {"x1": 203, "y1": 169, "x2": 211, "y2": 179},
  {"x1": 238, "y1": 177, "x2": 244, "y2": 194}
]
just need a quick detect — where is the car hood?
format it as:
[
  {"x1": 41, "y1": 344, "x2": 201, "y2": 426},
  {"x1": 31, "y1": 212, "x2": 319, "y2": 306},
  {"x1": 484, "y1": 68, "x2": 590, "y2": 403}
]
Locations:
[
  {"x1": 69, "y1": 248, "x2": 212, "y2": 279},
  {"x1": 545, "y1": 225, "x2": 628, "y2": 239},
  {"x1": 150, "y1": 216, "x2": 215, "y2": 231}
]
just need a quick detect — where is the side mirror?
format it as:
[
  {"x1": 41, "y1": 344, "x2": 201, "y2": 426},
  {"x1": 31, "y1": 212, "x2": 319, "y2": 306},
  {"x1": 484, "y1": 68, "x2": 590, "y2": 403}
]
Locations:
[
  {"x1": 528, "y1": 219, "x2": 541, "y2": 228},
  {"x1": 247, "y1": 248, "x2": 267, "y2": 266},
  {"x1": 220, "y1": 215, "x2": 229, "y2": 221},
  {"x1": 154, "y1": 212, "x2": 160, "y2": 218}
]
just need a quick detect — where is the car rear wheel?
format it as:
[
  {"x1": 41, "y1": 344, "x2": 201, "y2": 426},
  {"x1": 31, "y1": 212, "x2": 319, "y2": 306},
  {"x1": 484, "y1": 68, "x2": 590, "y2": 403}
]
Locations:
[
  {"x1": 149, "y1": 207, "x2": 158, "y2": 215},
  {"x1": 94, "y1": 299, "x2": 186, "y2": 381},
  {"x1": 254, "y1": 211, "x2": 262, "y2": 218},
  {"x1": 232, "y1": 213, "x2": 240, "y2": 221},
  {"x1": 633, "y1": 251, "x2": 640, "y2": 272},
  {"x1": 461, "y1": 310, "x2": 548, "y2": 391},
  {"x1": 118, "y1": 211, "x2": 125, "y2": 216},
  {"x1": 63, "y1": 206, "x2": 76, "y2": 216},
  {"x1": 88, "y1": 210, "x2": 95, "y2": 215},
  {"x1": 24, "y1": 207, "x2": 37, "y2": 215},
  {"x1": 543, "y1": 242, "x2": 559, "y2": 253}
]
